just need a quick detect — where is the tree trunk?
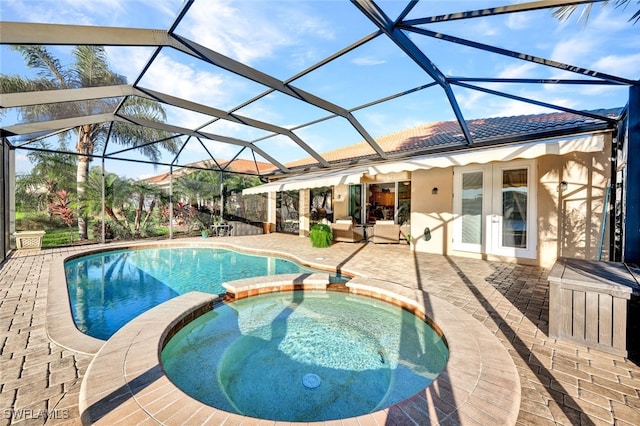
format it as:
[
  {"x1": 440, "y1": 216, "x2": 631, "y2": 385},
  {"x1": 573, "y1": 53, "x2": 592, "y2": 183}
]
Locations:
[
  {"x1": 104, "y1": 205, "x2": 122, "y2": 226},
  {"x1": 76, "y1": 125, "x2": 94, "y2": 240},
  {"x1": 141, "y1": 198, "x2": 156, "y2": 230},
  {"x1": 76, "y1": 156, "x2": 90, "y2": 240},
  {"x1": 133, "y1": 192, "x2": 144, "y2": 236}
]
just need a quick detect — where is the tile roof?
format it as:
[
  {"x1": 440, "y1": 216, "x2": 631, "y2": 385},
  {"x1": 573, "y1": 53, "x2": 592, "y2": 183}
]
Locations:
[
  {"x1": 145, "y1": 158, "x2": 276, "y2": 184},
  {"x1": 146, "y1": 108, "x2": 621, "y2": 183},
  {"x1": 285, "y1": 108, "x2": 622, "y2": 170}
]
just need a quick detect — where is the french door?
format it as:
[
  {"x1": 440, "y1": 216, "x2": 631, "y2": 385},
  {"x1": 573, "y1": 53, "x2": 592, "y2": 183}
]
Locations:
[{"x1": 453, "y1": 160, "x2": 537, "y2": 259}]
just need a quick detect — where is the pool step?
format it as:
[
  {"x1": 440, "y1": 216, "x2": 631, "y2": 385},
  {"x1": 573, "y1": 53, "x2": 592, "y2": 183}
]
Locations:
[{"x1": 223, "y1": 273, "x2": 330, "y2": 299}]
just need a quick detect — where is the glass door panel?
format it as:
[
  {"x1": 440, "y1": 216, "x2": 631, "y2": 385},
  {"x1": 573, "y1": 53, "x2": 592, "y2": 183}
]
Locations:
[
  {"x1": 490, "y1": 162, "x2": 536, "y2": 258},
  {"x1": 367, "y1": 183, "x2": 396, "y2": 222},
  {"x1": 397, "y1": 181, "x2": 411, "y2": 225},
  {"x1": 453, "y1": 166, "x2": 489, "y2": 253},
  {"x1": 461, "y1": 171, "x2": 484, "y2": 245},
  {"x1": 501, "y1": 169, "x2": 528, "y2": 249},
  {"x1": 348, "y1": 184, "x2": 362, "y2": 224}
]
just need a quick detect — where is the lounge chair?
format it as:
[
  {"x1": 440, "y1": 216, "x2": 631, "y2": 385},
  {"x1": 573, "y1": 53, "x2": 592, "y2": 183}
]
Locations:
[
  {"x1": 371, "y1": 220, "x2": 400, "y2": 244},
  {"x1": 331, "y1": 219, "x2": 363, "y2": 243}
]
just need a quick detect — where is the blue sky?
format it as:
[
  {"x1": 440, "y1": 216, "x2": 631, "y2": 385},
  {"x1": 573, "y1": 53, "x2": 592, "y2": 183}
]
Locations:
[{"x1": 1, "y1": 0, "x2": 639, "y2": 179}]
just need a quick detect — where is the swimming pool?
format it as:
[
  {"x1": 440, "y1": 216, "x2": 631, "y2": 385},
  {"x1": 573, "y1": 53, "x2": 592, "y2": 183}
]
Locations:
[
  {"x1": 161, "y1": 289, "x2": 449, "y2": 422},
  {"x1": 64, "y1": 247, "x2": 343, "y2": 340}
]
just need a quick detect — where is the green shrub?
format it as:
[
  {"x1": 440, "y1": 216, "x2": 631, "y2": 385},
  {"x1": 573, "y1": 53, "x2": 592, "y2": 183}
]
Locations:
[{"x1": 309, "y1": 223, "x2": 332, "y2": 248}]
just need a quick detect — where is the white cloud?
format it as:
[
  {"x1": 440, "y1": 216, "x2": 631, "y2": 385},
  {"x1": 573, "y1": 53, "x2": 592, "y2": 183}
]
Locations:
[
  {"x1": 181, "y1": 0, "x2": 333, "y2": 66},
  {"x1": 549, "y1": 36, "x2": 596, "y2": 66},
  {"x1": 3, "y1": 0, "x2": 146, "y2": 26},
  {"x1": 15, "y1": 153, "x2": 32, "y2": 174},
  {"x1": 486, "y1": 99, "x2": 558, "y2": 118},
  {"x1": 583, "y1": 4, "x2": 635, "y2": 32},
  {"x1": 183, "y1": 138, "x2": 239, "y2": 161},
  {"x1": 496, "y1": 62, "x2": 538, "y2": 79},
  {"x1": 105, "y1": 46, "x2": 156, "y2": 83},
  {"x1": 253, "y1": 134, "x2": 307, "y2": 163},
  {"x1": 457, "y1": 89, "x2": 487, "y2": 113},
  {"x1": 352, "y1": 57, "x2": 386, "y2": 66},
  {"x1": 506, "y1": 13, "x2": 531, "y2": 30},
  {"x1": 591, "y1": 53, "x2": 640, "y2": 80},
  {"x1": 134, "y1": 53, "x2": 235, "y2": 106},
  {"x1": 473, "y1": 20, "x2": 499, "y2": 37}
]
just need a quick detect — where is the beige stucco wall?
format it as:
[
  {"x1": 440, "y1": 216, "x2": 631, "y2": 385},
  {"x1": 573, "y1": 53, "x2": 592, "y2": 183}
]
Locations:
[
  {"x1": 537, "y1": 134, "x2": 611, "y2": 266},
  {"x1": 332, "y1": 185, "x2": 350, "y2": 220},
  {"x1": 408, "y1": 133, "x2": 612, "y2": 268},
  {"x1": 266, "y1": 191, "x2": 277, "y2": 233},
  {"x1": 299, "y1": 189, "x2": 310, "y2": 237},
  {"x1": 410, "y1": 168, "x2": 453, "y2": 255}
]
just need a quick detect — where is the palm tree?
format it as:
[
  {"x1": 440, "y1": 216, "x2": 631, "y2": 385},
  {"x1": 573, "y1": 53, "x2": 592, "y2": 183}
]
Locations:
[
  {"x1": 224, "y1": 174, "x2": 262, "y2": 194},
  {"x1": 174, "y1": 169, "x2": 221, "y2": 210},
  {"x1": 26, "y1": 142, "x2": 77, "y2": 217},
  {"x1": 1, "y1": 45, "x2": 179, "y2": 239},
  {"x1": 84, "y1": 168, "x2": 134, "y2": 236}
]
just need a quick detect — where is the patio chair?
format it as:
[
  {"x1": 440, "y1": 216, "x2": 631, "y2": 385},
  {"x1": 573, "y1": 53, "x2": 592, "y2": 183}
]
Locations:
[
  {"x1": 331, "y1": 219, "x2": 363, "y2": 243},
  {"x1": 371, "y1": 220, "x2": 400, "y2": 244}
]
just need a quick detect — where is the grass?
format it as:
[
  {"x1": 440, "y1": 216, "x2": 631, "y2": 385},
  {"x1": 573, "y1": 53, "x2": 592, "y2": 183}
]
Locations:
[
  {"x1": 16, "y1": 210, "x2": 176, "y2": 248},
  {"x1": 15, "y1": 211, "x2": 61, "y2": 231},
  {"x1": 43, "y1": 228, "x2": 75, "y2": 246},
  {"x1": 16, "y1": 212, "x2": 192, "y2": 247},
  {"x1": 17, "y1": 211, "x2": 90, "y2": 247}
]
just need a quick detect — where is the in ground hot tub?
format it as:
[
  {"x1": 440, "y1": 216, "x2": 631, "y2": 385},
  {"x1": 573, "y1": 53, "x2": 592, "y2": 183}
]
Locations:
[{"x1": 161, "y1": 289, "x2": 449, "y2": 422}]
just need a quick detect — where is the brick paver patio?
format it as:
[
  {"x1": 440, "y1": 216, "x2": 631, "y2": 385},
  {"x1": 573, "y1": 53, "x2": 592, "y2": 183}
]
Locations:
[{"x1": 1, "y1": 234, "x2": 639, "y2": 425}]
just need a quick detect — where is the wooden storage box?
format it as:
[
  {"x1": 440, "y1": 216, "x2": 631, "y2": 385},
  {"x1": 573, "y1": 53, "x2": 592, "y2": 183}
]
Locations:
[{"x1": 548, "y1": 258, "x2": 639, "y2": 357}]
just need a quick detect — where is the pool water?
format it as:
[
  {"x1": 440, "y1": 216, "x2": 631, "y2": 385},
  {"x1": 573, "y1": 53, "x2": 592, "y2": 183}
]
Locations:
[
  {"x1": 161, "y1": 290, "x2": 449, "y2": 422},
  {"x1": 65, "y1": 247, "x2": 342, "y2": 340}
]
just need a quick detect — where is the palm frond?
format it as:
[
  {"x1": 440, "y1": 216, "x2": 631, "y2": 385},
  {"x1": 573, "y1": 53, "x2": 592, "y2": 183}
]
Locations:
[
  {"x1": 12, "y1": 45, "x2": 70, "y2": 86},
  {"x1": 553, "y1": 0, "x2": 639, "y2": 24},
  {"x1": 119, "y1": 95, "x2": 168, "y2": 121},
  {"x1": 73, "y1": 46, "x2": 125, "y2": 88}
]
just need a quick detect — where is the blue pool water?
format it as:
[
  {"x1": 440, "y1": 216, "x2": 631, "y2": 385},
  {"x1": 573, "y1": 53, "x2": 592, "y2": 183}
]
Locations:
[
  {"x1": 162, "y1": 290, "x2": 449, "y2": 422},
  {"x1": 65, "y1": 247, "x2": 341, "y2": 340}
]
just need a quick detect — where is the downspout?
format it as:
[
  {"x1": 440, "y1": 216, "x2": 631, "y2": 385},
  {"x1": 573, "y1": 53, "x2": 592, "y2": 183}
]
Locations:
[{"x1": 609, "y1": 124, "x2": 620, "y2": 261}]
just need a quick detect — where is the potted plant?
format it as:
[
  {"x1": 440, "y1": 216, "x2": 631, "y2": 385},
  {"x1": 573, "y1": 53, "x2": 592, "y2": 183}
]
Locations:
[
  {"x1": 309, "y1": 223, "x2": 332, "y2": 248},
  {"x1": 201, "y1": 229, "x2": 210, "y2": 238}
]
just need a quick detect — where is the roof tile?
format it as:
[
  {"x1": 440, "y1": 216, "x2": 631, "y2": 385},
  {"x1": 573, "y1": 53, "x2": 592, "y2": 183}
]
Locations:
[{"x1": 285, "y1": 108, "x2": 620, "y2": 169}]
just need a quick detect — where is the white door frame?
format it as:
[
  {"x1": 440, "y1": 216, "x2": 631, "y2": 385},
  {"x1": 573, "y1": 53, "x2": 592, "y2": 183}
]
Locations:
[{"x1": 453, "y1": 160, "x2": 537, "y2": 259}]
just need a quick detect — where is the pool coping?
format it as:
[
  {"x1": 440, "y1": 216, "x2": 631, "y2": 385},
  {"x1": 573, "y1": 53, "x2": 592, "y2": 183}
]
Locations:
[{"x1": 48, "y1": 241, "x2": 521, "y2": 425}]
